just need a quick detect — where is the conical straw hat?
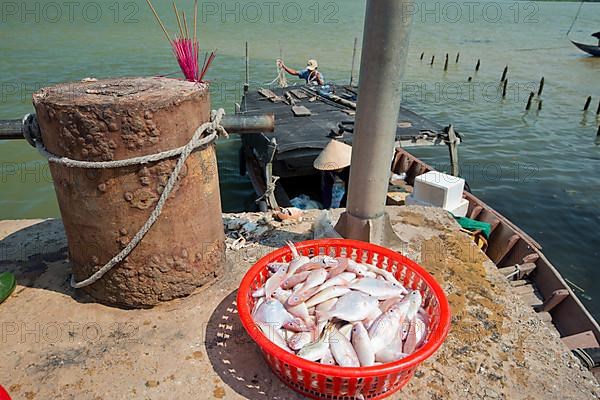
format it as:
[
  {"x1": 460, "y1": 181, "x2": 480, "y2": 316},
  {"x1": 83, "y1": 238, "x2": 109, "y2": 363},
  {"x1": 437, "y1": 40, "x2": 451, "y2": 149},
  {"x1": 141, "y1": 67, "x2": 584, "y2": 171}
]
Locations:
[{"x1": 313, "y1": 140, "x2": 352, "y2": 171}]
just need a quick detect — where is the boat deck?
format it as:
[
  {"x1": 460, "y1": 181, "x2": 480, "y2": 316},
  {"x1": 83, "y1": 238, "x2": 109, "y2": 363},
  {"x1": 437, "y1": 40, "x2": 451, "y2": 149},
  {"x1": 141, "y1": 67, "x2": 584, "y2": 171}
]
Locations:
[
  {"x1": 0, "y1": 209, "x2": 598, "y2": 399},
  {"x1": 241, "y1": 85, "x2": 447, "y2": 157},
  {"x1": 239, "y1": 85, "x2": 451, "y2": 179},
  {"x1": 238, "y1": 84, "x2": 456, "y2": 208}
]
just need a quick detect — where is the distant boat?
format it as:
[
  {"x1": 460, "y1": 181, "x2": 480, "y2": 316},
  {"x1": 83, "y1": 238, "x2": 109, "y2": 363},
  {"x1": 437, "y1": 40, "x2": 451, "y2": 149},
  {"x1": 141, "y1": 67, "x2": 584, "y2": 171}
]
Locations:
[{"x1": 571, "y1": 32, "x2": 600, "y2": 57}]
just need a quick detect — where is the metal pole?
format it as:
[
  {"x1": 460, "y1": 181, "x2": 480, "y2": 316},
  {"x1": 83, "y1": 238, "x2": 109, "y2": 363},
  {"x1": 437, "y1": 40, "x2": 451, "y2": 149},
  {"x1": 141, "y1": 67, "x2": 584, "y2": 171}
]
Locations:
[
  {"x1": 350, "y1": 37, "x2": 358, "y2": 86},
  {"x1": 337, "y1": 0, "x2": 415, "y2": 243},
  {"x1": 0, "y1": 114, "x2": 276, "y2": 143}
]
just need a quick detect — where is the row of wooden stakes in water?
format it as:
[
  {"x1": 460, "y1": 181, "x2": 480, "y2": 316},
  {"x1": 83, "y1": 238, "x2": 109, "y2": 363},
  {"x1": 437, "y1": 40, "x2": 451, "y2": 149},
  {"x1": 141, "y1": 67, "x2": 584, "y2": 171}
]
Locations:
[
  {"x1": 420, "y1": 52, "x2": 546, "y2": 110},
  {"x1": 420, "y1": 52, "x2": 600, "y2": 141}
]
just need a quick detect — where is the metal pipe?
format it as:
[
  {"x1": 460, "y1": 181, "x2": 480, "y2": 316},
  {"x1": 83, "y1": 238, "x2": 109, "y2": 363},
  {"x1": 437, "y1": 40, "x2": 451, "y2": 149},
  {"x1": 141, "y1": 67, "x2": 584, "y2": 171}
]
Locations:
[
  {"x1": 342, "y1": 0, "x2": 415, "y2": 242},
  {"x1": 0, "y1": 120, "x2": 23, "y2": 139},
  {"x1": 223, "y1": 114, "x2": 275, "y2": 133},
  {"x1": 0, "y1": 114, "x2": 275, "y2": 142}
]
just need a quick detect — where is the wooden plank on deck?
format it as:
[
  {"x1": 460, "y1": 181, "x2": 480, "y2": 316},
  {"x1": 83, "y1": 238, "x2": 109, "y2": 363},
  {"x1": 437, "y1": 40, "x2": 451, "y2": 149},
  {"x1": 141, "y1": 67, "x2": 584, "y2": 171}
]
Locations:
[{"x1": 562, "y1": 331, "x2": 600, "y2": 350}]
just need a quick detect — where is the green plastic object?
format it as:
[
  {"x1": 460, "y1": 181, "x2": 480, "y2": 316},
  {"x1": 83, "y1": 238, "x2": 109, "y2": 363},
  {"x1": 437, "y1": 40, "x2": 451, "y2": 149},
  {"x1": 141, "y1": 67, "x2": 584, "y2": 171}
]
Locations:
[
  {"x1": 452, "y1": 214, "x2": 492, "y2": 238},
  {"x1": 0, "y1": 272, "x2": 16, "y2": 304}
]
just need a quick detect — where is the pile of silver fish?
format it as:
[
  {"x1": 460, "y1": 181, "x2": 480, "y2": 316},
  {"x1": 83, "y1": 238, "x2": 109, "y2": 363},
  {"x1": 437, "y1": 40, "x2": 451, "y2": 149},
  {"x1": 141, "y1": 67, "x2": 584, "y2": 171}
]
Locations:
[{"x1": 251, "y1": 242, "x2": 430, "y2": 367}]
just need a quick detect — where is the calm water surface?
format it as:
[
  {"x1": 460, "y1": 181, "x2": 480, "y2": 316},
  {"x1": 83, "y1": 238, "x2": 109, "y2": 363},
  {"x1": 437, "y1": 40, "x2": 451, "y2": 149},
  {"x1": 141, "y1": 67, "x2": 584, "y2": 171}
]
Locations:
[{"x1": 1, "y1": 0, "x2": 599, "y2": 318}]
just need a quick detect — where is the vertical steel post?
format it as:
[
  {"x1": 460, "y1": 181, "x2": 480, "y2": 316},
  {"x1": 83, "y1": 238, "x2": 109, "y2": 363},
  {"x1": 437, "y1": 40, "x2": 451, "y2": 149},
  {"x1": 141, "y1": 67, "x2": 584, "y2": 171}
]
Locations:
[{"x1": 337, "y1": 0, "x2": 415, "y2": 243}]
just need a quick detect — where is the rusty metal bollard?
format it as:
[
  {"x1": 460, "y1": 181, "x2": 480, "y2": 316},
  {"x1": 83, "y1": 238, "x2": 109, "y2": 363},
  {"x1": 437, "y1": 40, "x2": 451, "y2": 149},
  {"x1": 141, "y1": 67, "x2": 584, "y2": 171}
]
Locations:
[{"x1": 32, "y1": 77, "x2": 225, "y2": 308}]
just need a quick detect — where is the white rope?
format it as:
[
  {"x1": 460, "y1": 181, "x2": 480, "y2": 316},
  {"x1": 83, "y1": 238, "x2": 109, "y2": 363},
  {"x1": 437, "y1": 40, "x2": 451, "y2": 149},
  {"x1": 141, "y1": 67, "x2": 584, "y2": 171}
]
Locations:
[
  {"x1": 505, "y1": 264, "x2": 521, "y2": 280},
  {"x1": 255, "y1": 175, "x2": 280, "y2": 204},
  {"x1": 24, "y1": 109, "x2": 227, "y2": 288}
]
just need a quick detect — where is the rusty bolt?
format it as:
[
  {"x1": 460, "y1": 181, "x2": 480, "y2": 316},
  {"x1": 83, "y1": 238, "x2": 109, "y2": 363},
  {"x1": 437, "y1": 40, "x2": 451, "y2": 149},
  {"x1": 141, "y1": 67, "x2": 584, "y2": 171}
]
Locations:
[
  {"x1": 124, "y1": 192, "x2": 133, "y2": 202},
  {"x1": 119, "y1": 228, "x2": 128, "y2": 236},
  {"x1": 97, "y1": 183, "x2": 107, "y2": 193},
  {"x1": 108, "y1": 122, "x2": 118, "y2": 132}
]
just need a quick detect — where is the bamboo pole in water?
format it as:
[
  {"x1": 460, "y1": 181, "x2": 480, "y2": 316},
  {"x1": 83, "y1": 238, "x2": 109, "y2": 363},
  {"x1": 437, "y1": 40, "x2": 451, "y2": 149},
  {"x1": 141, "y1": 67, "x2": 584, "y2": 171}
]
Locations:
[
  {"x1": 538, "y1": 77, "x2": 545, "y2": 97},
  {"x1": 244, "y1": 41, "x2": 250, "y2": 93},
  {"x1": 584, "y1": 96, "x2": 592, "y2": 111},
  {"x1": 526, "y1": 92, "x2": 535, "y2": 111},
  {"x1": 350, "y1": 37, "x2": 359, "y2": 86}
]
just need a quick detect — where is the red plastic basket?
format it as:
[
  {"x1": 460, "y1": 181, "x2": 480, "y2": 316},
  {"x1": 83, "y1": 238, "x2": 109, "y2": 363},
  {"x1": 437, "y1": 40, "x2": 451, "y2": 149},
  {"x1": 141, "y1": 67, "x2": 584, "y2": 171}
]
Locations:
[
  {"x1": 237, "y1": 239, "x2": 451, "y2": 399},
  {"x1": 0, "y1": 385, "x2": 11, "y2": 400}
]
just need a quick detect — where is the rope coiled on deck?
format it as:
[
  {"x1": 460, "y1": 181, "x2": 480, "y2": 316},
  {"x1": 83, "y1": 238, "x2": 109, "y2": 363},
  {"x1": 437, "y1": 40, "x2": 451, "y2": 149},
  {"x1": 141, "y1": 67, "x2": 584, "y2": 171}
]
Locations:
[{"x1": 23, "y1": 109, "x2": 227, "y2": 288}]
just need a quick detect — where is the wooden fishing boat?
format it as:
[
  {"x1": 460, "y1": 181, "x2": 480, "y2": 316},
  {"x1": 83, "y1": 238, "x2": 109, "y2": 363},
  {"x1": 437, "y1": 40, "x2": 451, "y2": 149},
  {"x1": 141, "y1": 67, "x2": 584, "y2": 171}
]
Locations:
[
  {"x1": 392, "y1": 147, "x2": 600, "y2": 377},
  {"x1": 238, "y1": 85, "x2": 600, "y2": 378},
  {"x1": 238, "y1": 85, "x2": 457, "y2": 210},
  {"x1": 571, "y1": 40, "x2": 600, "y2": 57}
]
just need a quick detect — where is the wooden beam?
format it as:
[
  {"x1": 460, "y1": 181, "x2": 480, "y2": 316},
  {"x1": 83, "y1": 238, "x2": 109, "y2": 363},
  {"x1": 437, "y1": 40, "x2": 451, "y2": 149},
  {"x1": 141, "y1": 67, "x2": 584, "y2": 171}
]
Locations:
[
  {"x1": 536, "y1": 289, "x2": 569, "y2": 313},
  {"x1": 446, "y1": 125, "x2": 459, "y2": 177},
  {"x1": 494, "y1": 234, "x2": 521, "y2": 265},
  {"x1": 562, "y1": 331, "x2": 600, "y2": 350},
  {"x1": 469, "y1": 205, "x2": 483, "y2": 220},
  {"x1": 498, "y1": 262, "x2": 537, "y2": 279}
]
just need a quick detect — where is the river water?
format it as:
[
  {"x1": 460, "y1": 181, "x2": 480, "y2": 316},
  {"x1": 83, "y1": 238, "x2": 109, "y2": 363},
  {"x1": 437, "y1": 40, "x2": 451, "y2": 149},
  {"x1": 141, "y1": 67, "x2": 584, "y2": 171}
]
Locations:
[{"x1": 1, "y1": 0, "x2": 599, "y2": 318}]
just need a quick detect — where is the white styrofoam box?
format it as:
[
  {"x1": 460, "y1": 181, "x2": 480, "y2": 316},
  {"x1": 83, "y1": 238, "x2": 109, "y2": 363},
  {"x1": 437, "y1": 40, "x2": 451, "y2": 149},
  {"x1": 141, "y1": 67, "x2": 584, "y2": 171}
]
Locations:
[
  {"x1": 448, "y1": 198, "x2": 469, "y2": 218},
  {"x1": 405, "y1": 194, "x2": 429, "y2": 207},
  {"x1": 405, "y1": 194, "x2": 469, "y2": 217},
  {"x1": 412, "y1": 171, "x2": 465, "y2": 210}
]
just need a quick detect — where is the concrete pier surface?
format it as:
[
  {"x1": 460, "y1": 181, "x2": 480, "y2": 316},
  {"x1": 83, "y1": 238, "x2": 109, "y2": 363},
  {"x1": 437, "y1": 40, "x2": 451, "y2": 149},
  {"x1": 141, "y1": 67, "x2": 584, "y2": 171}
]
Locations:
[{"x1": 0, "y1": 206, "x2": 598, "y2": 399}]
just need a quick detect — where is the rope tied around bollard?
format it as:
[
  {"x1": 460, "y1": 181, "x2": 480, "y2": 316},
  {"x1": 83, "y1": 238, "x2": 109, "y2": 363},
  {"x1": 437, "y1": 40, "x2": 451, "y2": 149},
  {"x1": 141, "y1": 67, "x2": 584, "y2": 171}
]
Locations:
[{"x1": 23, "y1": 109, "x2": 228, "y2": 288}]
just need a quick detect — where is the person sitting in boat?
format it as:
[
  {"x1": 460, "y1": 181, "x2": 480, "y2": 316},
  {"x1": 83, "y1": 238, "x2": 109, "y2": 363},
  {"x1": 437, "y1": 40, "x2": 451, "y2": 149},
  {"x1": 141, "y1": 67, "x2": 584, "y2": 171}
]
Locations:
[
  {"x1": 313, "y1": 140, "x2": 352, "y2": 209},
  {"x1": 277, "y1": 59, "x2": 324, "y2": 86}
]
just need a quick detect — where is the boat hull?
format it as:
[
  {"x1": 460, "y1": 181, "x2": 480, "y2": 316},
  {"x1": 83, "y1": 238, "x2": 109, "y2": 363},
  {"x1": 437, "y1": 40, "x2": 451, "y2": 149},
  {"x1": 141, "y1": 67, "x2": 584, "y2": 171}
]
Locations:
[{"x1": 571, "y1": 40, "x2": 600, "y2": 56}]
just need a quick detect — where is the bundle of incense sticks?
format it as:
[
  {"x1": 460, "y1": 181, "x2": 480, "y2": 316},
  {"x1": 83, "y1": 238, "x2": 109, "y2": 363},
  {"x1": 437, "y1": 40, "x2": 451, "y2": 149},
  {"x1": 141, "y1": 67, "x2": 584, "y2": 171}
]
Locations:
[{"x1": 146, "y1": 0, "x2": 216, "y2": 82}]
